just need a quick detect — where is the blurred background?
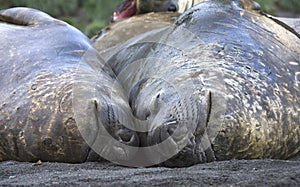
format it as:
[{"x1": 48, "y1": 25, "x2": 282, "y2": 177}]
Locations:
[{"x1": 0, "y1": 0, "x2": 299, "y2": 37}]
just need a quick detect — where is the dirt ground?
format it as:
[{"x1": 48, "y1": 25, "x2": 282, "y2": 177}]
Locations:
[{"x1": 1, "y1": 154, "x2": 300, "y2": 186}]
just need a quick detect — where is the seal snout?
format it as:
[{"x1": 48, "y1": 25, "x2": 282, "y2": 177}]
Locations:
[
  {"x1": 167, "y1": 2, "x2": 178, "y2": 12},
  {"x1": 115, "y1": 128, "x2": 139, "y2": 146}
]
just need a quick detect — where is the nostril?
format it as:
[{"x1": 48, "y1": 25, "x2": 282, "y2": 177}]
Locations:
[
  {"x1": 163, "y1": 121, "x2": 177, "y2": 139},
  {"x1": 116, "y1": 130, "x2": 132, "y2": 142},
  {"x1": 145, "y1": 110, "x2": 151, "y2": 119},
  {"x1": 166, "y1": 124, "x2": 176, "y2": 136},
  {"x1": 168, "y1": 4, "x2": 177, "y2": 12},
  {"x1": 147, "y1": 120, "x2": 178, "y2": 146},
  {"x1": 115, "y1": 129, "x2": 139, "y2": 146},
  {"x1": 156, "y1": 93, "x2": 160, "y2": 99}
]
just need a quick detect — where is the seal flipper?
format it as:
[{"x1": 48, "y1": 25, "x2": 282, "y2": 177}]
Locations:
[{"x1": 0, "y1": 7, "x2": 55, "y2": 26}]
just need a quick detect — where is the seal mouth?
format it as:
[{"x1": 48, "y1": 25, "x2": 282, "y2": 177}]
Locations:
[{"x1": 112, "y1": 0, "x2": 137, "y2": 22}]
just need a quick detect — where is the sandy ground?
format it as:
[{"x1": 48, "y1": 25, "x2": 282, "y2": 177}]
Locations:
[{"x1": 1, "y1": 154, "x2": 300, "y2": 186}]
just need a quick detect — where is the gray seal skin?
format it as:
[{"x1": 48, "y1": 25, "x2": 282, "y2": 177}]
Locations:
[
  {"x1": 1, "y1": 0, "x2": 300, "y2": 167},
  {"x1": 269, "y1": 17, "x2": 300, "y2": 34},
  {"x1": 94, "y1": 0, "x2": 299, "y2": 55},
  {"x1": 97, "y1": 0, "x2": 300, "y2": 167},
  {"x1": 0, "y1": 8, "x2": 139, "y2": 163},
  {"x1": 92, "y1": 12, "x2": 180, "y2": 52}
]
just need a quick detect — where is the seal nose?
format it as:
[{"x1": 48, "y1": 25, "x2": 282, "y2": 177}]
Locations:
[
  {"x1": 167, "y1": 3, "x2": 177, "y2": 12},
  {"x1": 115, "y1": 128, "x2": 140, "y2": 147},
  {"x1": 147, "y1": 120, "x2": 179, "y2": 145}
]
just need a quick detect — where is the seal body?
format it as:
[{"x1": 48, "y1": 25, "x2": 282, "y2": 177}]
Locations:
[
  {"x1": 92, "y1": 12, "x2": 180, "y2": 52},
  {"x1": 112, "y1": 0, "x2": 178, "y2": 22},
  {"x1": 0, "y1": 0, "x2": 300, "y2": 167},
  {"x1": 0, "y1": 8, "x2": 139, "y2": 163},
  {"x1": 95, "y1": 0, "x2": 300, "y2": 166}
]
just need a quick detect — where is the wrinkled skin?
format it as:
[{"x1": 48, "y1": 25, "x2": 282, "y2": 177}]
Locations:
[
  {"x1": 98, "y1": 0, "x2": 299, "y2": 53},
  {"x1": 0, "y1": 0, "x2": 300, "y2": 167},
  {"x1": 92, "y1": 12, "x2": 180, "y2": 52},
  {"x1": 116, "y1": 0, "x2": 300, "y2": 34},
  {"x1": 0, "y1": 8, "x2": 139, "y2": 163},
  {"x1": 95, "y1": 0, "x2": 300, "y2": 166}
]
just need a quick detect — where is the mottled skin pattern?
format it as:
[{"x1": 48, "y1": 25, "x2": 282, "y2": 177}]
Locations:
[
  {"x1": 96, "y1": 0, "x2": 300, "y2": 166},
  {"x1": 0, "y1": 8, "x2": 138, "y2": 163},
  {"x1": 0, "y1": 0, "x2": 300, "y2": 167},
  {"x1": 178, "y1": 0, "x2": 300, "y2": 35},
  {"x1": 128, "y1": 0, "x2": 300, "y2": 35},
  {"x1": 97, "y1": 0, "x2": 298, "y2": 54},
  {"x1": 184, "y1": 2, "x2": 300, "y2": 160},
  {"x1": 0, "y1": 8, "x2": 89, "y2": 162},
  {"x1": 92, "y1": 12, "x2": 180, "y2": 52}
]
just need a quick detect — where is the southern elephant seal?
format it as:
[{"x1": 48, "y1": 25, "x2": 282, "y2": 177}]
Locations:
[
  {"x1": 0, "y1": 7, "x2": 139, "y2": 163},
  {"x1": 92, "y1": 12, "x2": 180, "y2": 52},
  {"x1": 0, "y1": 0, "x2": 299, "y2": 167},
  {"x1": 94, "y1": 0, "x2": 300, "y2": 167},
  {"x1": 112, "y1": 0, "x2": 179, "y2": 22},
  {"x1": 94, "y1": 0, "x2": 299, "y2": 55},
  {"x1": 176, "y1": 0, "x2": 300, "y2": 34}
]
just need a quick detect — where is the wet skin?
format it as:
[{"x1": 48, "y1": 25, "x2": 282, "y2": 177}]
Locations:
[{"x1": 0, "y1": 0, "x2": 299, "y2": 167}]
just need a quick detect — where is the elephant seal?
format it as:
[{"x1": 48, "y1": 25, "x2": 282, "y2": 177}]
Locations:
[
  {"x1": 95, "y1": 0, "x2": 299, "y2": 55},
  {"x1": 112, "y1": 0, "x2": 261, "y2": 21},
  {"x1": 1, "y1": 0, "x2": 300, "y2": 167},
  {"x1": 0, "y1": 7, "x2": 139, "y2": 163},
  {"x1": 176, "y1": 0, "x2": 300, "y2": 34},
  {"x1": 112, "y1": 0, "x2": 178, "y2": 22},
  {"x1": 94, "y1": 0, "x2": 300, "y2": 167},
  {"x1": 92, "y1": 12, "x2": 180, "y2": 52}
]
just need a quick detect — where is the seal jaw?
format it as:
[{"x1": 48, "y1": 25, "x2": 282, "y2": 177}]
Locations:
[
  {"x1": 112, "y1": 0, "x2": 137, "y2": 22},
  {"x1": 112, "y1": 0, "x2": 179, "y2": 22}
]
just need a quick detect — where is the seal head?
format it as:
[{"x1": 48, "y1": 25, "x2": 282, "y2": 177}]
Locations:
[{"x1": 112, "y1": 0, "x2": 178, "y2": 22}]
